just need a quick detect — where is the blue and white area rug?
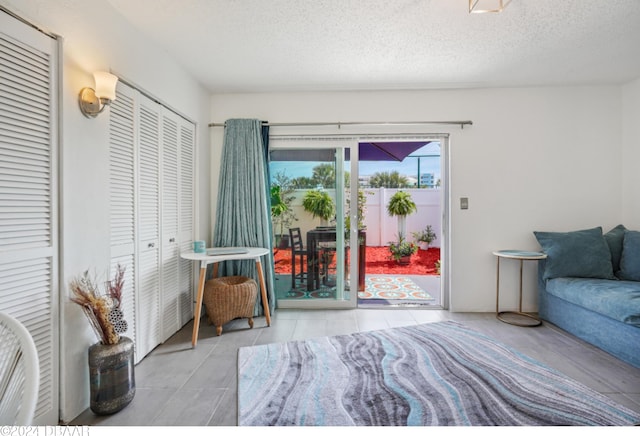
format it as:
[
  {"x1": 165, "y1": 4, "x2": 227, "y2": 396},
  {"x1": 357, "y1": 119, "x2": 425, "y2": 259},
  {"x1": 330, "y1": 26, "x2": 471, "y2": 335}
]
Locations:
[{"x1": 238, "y1": 321, "x2": 640, "y2": 426}]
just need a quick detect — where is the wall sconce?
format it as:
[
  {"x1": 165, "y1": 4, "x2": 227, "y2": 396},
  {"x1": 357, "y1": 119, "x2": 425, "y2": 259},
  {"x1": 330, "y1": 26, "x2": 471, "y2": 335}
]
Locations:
[
  {"x1": 469, "y1": 0, "x2": 511, "y2": 13},
  {"x1": 78, "y1": 71, "x2": 118, "y2": 118}
]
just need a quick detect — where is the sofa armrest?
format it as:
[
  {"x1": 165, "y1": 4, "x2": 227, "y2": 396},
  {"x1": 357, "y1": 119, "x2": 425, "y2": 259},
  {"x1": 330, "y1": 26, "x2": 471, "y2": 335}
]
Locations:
[{"x1": 537, "y1": 258, "x2": 548, "y2": 292}]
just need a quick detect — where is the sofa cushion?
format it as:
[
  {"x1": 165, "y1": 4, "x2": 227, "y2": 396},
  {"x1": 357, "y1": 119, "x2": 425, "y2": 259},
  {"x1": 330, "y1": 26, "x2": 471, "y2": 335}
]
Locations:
[
  {"x1": 604, "y1": 224, "x2": 626, "y2": 273},
  {"x1": 533, "y1": 227, "x2": 616, "y2": 280},
  {"x1": 618, "y1": 230, "x2": 640, "y2": 281},
  {"x1": 545, "y1": 277, "x2": 640, "y2": 326}
]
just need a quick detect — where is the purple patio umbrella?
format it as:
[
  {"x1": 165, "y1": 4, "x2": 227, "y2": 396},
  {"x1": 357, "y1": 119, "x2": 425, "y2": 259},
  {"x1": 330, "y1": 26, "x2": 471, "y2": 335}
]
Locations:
[
  {"x1": 271, "y1": 141, "x2": 432, "y2": 162},
  {"x1": 351, "y1": 141, "x2": 431, "y2": 161}
]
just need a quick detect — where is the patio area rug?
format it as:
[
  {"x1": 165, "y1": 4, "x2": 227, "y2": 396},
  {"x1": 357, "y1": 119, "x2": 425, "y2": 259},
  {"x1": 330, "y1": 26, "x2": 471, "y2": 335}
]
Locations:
[
  {"x1": 238, "y1": 321, "x2": 640, "y2": 426},
  {"x1": 358, "y1": 276, "x2": 434, "y2": 301}
]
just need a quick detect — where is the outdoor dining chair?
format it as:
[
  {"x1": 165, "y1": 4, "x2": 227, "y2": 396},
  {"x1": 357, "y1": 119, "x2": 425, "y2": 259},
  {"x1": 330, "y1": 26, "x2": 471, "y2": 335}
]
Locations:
[{"x1": 289, "y1": 227, "x2": 308, "y2": 289}]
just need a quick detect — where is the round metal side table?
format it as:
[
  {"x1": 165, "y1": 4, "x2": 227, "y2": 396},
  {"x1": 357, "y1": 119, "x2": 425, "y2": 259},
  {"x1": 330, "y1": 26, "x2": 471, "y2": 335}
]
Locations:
[{"x1": 493, "y1": 250, "x2": 547, "y2": 327}]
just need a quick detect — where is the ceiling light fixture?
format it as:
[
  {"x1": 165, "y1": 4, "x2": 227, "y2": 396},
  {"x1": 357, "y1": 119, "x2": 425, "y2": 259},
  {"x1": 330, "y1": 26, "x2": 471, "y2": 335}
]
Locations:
[
  {"x1": 78, "y1": 71, "x2": 118, "y2": 118},
  {"x1": 469, "y1": 0, "x2": 511, "y2": 13}
]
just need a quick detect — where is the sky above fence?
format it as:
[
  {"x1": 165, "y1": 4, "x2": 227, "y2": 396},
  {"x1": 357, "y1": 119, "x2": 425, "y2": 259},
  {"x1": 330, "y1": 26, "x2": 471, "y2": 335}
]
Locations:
[{"x1": 270, "y1": 142, "x2": 441, "y2": 181}]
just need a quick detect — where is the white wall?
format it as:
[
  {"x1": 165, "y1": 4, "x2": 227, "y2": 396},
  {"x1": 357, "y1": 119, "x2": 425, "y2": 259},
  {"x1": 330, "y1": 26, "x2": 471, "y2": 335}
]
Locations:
[
  {"x1": 622, "y1": 78, "x2": 640, "y2": 225},
  {"x1": 2, "y1": 0, "x2": 212, "y2": 423},
  {"x1": 211, "y1": 86, "x2": 625, "y2": 314}
]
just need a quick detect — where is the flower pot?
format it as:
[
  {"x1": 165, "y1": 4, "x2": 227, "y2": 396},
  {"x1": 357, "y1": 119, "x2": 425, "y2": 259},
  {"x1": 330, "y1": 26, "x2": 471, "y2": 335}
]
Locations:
[
  {"x1": 397, "y1": 255, "x2": 412, "y2": 265},
  {"x1": 88, "y1": 336, "x2": 135, "y2": 415},
  {"x1": 276, "y1": 234, "x2": 290, "y2": 249},
  {"x1": 418, "y1": 241, "x2": 429, "y2": 251}
]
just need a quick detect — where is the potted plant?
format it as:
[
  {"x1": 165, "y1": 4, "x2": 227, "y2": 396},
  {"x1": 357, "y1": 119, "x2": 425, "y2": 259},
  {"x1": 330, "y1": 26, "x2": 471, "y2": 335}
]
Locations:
[
  {"x1": 389, "y1": 236, "x2": 418, "y2": 265},
  {"x1": 345, "y1": 188, "x2": 369, "y2": 234},
  {"x1": 345, "y1": 188, "x2": 370, "y2": 291},
  {"x1": 302, "y1": 189, "x2": 335, "y2": 227},
  {"x1": 69, "y1": 264, "x2": 135, "y2": 415},
  {"x1": 412, "y1": 225, "x2": 437, "y2": 250},
  {"x1": 387, "y1": 191, "x2": 417, "y2": 239},
  {"x1": 270, "y1": 184, "x2": 297, "y2": 248}
]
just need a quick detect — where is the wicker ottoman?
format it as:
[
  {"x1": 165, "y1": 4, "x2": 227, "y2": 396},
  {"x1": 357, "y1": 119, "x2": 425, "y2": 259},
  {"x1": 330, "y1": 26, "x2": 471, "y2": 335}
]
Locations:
[{"x1": 203, "y1": 276, "x2": 258, "y2": 336}]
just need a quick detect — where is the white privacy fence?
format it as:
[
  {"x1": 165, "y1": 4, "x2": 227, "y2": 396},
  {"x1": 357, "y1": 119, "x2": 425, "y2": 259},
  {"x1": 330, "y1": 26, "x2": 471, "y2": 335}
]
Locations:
[
  {"x1": 362, "y1": 188, "x2": 442, "y2": 247},
  {"x1": 283, "y1": 188, "x2": 442, "y2": 247}
]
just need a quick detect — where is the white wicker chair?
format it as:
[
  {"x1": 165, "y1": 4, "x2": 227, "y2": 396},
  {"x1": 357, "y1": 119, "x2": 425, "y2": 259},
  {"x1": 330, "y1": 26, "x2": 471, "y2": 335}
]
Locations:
[{"x1": 0, "y1": 312, "x2": 39, "y2": 425}]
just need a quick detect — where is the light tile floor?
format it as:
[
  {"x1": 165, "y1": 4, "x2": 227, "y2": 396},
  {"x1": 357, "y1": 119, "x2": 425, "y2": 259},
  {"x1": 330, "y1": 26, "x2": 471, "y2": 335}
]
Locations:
[{"x1": 70, "y1": 309, "x2": 640, "y2": 426}]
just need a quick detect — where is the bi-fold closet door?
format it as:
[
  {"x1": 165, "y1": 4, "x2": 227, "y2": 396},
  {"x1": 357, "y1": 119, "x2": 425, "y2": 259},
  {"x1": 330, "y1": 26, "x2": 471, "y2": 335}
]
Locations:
[
  {"x1": 0, "y1": 9, "x2": 59, "y2": 425},
  {"x1": 109, "y1": 82, "x2": 194, "y2": 363}
]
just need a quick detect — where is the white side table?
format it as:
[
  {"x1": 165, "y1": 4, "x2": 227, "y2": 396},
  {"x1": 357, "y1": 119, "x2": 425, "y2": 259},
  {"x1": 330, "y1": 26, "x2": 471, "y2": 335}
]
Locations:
[
  {"x1": 492, "y1": 250, "x2": 547, "y2": 327},
  {"x1": 181, "y1": 247, "x2": 271, "y2": 347}
]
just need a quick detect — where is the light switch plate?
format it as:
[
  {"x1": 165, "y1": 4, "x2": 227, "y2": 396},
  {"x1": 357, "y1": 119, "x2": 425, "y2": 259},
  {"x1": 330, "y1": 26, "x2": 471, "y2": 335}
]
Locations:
[{"x1": 460, "y1": 197, "x2": 469, "y2": 210}]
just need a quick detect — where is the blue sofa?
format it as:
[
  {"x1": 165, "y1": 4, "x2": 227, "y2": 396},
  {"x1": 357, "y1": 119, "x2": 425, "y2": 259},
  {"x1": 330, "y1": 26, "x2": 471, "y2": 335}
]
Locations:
[{"x1": 534, "y1": 225, "x2": 640, "y2": 369}]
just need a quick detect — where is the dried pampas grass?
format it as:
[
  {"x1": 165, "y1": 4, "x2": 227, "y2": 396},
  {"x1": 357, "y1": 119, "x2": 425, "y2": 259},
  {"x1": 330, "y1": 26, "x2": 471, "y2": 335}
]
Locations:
[{"x1": 70, "y1": 264, "x2": 127, "y2": 345}]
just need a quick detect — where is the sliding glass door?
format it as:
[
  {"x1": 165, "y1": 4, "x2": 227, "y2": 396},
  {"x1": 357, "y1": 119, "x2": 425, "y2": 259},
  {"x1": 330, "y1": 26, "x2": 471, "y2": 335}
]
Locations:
[{"x1": 269, "y1": 138, "x2": 359, "y2": 308}]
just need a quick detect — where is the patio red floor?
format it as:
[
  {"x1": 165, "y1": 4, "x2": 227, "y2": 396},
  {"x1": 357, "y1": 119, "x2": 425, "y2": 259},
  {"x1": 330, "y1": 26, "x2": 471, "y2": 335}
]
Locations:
[{"x1": 274, "y1": 246, "x2": 440, "y2": 275}]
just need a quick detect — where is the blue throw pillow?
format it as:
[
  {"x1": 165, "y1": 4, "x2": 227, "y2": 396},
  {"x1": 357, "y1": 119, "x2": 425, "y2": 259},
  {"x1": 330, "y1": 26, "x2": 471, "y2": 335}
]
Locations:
[
  {"x1": 604, "y1": 224, "x2": 626, "y2": 273},
  {"x1": 618, "y1": 230, "x2": 640, "y2": 281},
  {"x1": 533, "y1": 227, "x2": 616, "y2": 280}
]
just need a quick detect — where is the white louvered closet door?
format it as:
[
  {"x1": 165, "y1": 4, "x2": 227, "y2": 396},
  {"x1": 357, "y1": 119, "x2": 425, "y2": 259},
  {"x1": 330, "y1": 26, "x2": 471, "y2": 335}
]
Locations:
[
  {"x1": 109, "y1": 82, "x2": 195, "y2": 361},
  {"x1": 137, "y1": 94, "x2": 162, "y2": 359},
  {"x1": 0, "y1": 11, "x2": 58, "y2": 425},
  {"x1": 160, "y1": 110, "x2": 196, "y2": 339},
  {"x1": 160, "y1": 109, "x2": 179, "y2": 340},
  {"x1": 178, "y1": 120, "x2": 195, "y2": 326},
  {"x1": 108, "y1": 82, "x2": 137, "y2": 360}
]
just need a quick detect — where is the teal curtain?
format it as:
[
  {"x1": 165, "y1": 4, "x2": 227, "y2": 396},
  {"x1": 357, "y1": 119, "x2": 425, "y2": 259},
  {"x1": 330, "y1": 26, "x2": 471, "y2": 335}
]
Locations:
[{"x1": 213, "y1": 119, "x2": 275, "y2": 316}]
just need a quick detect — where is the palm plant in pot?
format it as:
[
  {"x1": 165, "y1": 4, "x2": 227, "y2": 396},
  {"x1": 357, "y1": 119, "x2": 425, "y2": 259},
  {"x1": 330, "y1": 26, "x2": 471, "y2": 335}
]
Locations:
[
  {"x1": 387, "y1": 191, "x2": 417, "y2": 240},
  {"x1": 412, "y1": 225, "x2": 437, "y2": 250},
  {"x1": 302, "y1": 189, "x2": 335, "y2": 226}
]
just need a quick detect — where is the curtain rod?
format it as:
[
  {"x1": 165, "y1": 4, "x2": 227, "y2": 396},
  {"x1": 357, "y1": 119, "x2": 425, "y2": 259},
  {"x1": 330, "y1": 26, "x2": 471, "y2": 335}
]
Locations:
[{"x1": 208, "y1": 120, "x2": 473, "y2": 129}]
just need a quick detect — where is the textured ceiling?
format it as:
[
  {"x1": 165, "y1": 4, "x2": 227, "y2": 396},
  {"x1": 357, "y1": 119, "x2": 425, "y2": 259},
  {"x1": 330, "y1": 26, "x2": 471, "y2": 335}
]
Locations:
[{"x1": 105, "y1": 0, "x2": 640, "y2": 93}]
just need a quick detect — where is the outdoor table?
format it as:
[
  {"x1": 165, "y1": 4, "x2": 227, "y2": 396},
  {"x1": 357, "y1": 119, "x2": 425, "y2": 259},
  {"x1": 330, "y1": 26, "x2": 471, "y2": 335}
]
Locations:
[{"x1": 306, "y1": 228, "x2": 366, "y2": 292}]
